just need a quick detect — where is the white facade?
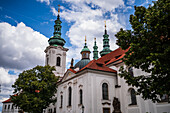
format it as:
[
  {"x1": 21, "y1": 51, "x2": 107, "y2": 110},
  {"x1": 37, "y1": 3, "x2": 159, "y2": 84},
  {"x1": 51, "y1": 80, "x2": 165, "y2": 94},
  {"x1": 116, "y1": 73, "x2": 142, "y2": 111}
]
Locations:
[
  {"x1": 2, "y1": 103, "x2": 21, "y2": 113},
  {"x1": 44, "y1": 45, "x2": 68, "y2": 77},
  {"x1": 54, "y1": 69, "x2": 117, "y2": 113}
]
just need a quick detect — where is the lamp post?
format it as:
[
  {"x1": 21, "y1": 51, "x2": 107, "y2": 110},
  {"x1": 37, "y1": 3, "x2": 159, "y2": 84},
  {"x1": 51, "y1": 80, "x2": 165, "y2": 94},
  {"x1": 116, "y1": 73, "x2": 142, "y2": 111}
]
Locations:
[{"x1": 82, "y1": 105, "x2": 84, "y2": 113}]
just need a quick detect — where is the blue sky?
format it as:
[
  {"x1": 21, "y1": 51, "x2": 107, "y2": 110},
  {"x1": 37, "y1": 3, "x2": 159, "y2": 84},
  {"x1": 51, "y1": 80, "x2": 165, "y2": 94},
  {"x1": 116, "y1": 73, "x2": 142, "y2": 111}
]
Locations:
[{"x1": 0, "y1": 0, "x2": 153, "y2": 112}]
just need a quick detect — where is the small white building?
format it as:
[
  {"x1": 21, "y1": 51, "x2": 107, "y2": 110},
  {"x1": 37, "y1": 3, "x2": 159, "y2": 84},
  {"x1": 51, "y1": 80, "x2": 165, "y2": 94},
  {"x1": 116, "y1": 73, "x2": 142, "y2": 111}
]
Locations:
[{"x1": 2, "y1": 11, "x2": 170, "y2": 113}]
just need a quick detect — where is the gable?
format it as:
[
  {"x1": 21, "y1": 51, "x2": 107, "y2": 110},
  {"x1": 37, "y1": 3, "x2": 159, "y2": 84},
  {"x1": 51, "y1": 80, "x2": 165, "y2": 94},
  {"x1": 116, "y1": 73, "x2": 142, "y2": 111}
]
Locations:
[{"x1": 62, "y1": 69, "x2": 76, "y2": 82}]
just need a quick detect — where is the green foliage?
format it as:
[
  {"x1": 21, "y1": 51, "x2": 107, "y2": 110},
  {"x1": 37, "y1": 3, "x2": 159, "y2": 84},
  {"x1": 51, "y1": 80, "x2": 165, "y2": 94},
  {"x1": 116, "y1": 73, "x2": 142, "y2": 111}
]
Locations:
[
  {"x1": 11, "y1": 65, "x2": 59, "y2": 113},
  {"x1": 115, "y1": 0, "x2": 170, "y2": 102}
]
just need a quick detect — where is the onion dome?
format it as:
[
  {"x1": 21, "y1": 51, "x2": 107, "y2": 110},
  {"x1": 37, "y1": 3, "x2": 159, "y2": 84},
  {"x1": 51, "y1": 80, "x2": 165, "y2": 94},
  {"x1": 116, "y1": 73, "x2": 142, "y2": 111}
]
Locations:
[
  {"x1": 48, "y1": 5, "x2": 66, "y2": 47},
  {"x1": 74, "y1": 59, "x2": 91, "y2": 70},
  {"x1": 74, "y1": 36, "x2": 91, "y2": 70},
  {"x1": 80, "y1": 36, "x2": 91, "y2": 54}
]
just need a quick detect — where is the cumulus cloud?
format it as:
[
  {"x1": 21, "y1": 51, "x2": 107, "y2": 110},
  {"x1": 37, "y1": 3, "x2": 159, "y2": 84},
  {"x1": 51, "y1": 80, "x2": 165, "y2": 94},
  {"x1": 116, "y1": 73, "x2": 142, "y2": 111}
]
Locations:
[
  {"x1": 0, "y1": 67, "x2": 17, "y2": 109},
  {"x1": 36, "y1": 0, "x2": 50, "y2": 5},
  {"x1": 51, "y1": 1, "x2": 125, "y2": 64},
  {"x1": 0, "y1": 22, "x2": 48, "y2": 70},
  {"x1": 126, "y1": 0, "x2": 135, "y2": 5}
]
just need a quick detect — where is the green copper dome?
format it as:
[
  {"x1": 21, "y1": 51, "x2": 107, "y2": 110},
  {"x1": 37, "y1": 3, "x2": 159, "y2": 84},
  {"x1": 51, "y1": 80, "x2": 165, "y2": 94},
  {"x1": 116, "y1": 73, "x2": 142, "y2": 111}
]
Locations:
[
  {"x1": 48, "y1": 14, "x2": 66, "y2": 47},
  {"x1": 81, "y1": 46, "x2": 91, "y2": 53},
  {"x1": 81, "y1": 37, "x2": 91, "y2": 53},
  {"x1": 74, "y1": 59, "x2": 90, "y2": 70}
]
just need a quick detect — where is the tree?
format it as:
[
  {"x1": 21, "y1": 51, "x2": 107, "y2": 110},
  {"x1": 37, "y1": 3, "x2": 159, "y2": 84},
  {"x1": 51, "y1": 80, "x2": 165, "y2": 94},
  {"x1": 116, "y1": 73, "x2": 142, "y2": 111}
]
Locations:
[
  {"x1": 11, "y1": 65, "x2": 59, "y2": 113},
  {"x1": 115, "y1": 0, "x2": 170, "y2": 102}
]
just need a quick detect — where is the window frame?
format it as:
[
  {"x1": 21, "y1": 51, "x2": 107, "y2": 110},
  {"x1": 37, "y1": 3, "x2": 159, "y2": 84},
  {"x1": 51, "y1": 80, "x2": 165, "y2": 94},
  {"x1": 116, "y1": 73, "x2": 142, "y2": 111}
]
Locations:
[
  {"x1": 56, "y1": 57, "x2": 61, "y2": 66},
  {"x1": 68, "y1": 87, "x2": 72, "y2": 106},
  {"x1": 102, "y1": 83, "x2": 109, "y2": 100}
]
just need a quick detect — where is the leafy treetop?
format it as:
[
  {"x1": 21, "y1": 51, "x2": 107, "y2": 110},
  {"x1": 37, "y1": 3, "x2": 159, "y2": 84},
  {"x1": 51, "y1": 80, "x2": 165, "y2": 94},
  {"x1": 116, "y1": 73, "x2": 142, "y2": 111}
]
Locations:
[
  {"x1": 11, "y1": 65, "x2": 59, "y2": 113},
  {"x1": 115, "y1": 0, "x2": 170, "y2": 102}
]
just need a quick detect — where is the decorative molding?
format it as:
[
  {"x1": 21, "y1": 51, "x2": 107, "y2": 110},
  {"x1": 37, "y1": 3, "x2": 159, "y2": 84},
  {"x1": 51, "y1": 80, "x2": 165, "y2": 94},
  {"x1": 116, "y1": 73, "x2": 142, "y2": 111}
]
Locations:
[
  {"x1": 115, "y1": 85, "x2": 121, "y2": 88},
  {"x1": 44, "y1": 45, "x2": 69, "y2": 53},
  {"x1": 56, "y1": 53, "x2": 62, "y2": 56},
  {"x1": 73, "y1": 79, "x2": 77, "y2": 85},
  {"x1": 63, "y1": 84, "x2": 67, "y2": 89},
  {"x1": 63, "y1": 52, "x2": 66, "y2": 56},
  {"x1": 102, "y1": 101, "x2": 111, "y2": 105},
  {"x1": 60, "y1": 91, "x2": 63, "y2": 94},
  {"x1": 79, "y1": 85, "x2": 83, "y2": 88},
  {"x1": 68, "y1": 82, "x2": 72, "y2": 85},
  {"x1": 52, "y1": 50, "x2": 55, "y2": 54}
]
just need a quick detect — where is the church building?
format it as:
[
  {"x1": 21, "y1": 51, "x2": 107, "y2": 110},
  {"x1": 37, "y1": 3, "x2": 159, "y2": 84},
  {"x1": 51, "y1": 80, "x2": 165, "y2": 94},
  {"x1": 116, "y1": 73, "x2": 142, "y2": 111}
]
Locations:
[{"x1": 2, "y1": 7, "x2": 170, "y2": 113}]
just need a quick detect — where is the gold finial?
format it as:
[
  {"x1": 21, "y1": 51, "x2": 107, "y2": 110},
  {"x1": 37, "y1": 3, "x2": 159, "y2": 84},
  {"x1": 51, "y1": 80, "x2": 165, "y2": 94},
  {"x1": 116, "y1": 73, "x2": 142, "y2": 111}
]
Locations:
[
  {"x1": 94, "y1": 37, "x2": 96, "y2": 41},
  {"x1": 104, "y1": 20, "x2": 106, "y2": 29},
  {"x1": 58, "y1": 5, "x2": 60, "y2": 13},
  {"x1": 85, "y1": 36, "x2": 87, "y2": 43}
]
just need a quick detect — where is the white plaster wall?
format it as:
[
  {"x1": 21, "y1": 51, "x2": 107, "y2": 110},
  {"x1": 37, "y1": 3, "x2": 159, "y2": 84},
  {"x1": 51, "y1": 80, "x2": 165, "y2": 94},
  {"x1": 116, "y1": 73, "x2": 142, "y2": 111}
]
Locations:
[
  {"x1": 45, "y1": 46, "x2": 67, "y2": 77},
  {"x1": 89, "y1": 72, "x2": 117, "y2": 113},
  {"x1": 55, "y1": 70, "x2": 117, "y2": 113},
  {"x1": 111, "y1": 64, "x2": 170, "y2": 113},
  {"x1": 2, "y1": 103, "x2": 20, "y2": 113}
]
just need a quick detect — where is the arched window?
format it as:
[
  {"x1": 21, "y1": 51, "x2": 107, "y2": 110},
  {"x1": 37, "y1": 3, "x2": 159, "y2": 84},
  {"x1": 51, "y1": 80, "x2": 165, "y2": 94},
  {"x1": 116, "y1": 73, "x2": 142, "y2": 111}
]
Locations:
[
  {"x1": 68, "y1": 87, "x2": 72, "y2": 106},
  {"x1": 102, "y1": 83, "x2": 109, "y2": 100},
  {"x1": 128, "y1": 67, "x2": 134, "y2": 77},
  {"x1": 130, "y1": 89, "x2": 137, "y2": 105},
  {"x1": 60, "y1": 95, "x2": 63, "y2": 108},
  {"x1": 56, "y1": 57, "x2": 61, "y2": 66},
  {"x1": 80, "y1": 89, "x2": 83, "y2": 104}
]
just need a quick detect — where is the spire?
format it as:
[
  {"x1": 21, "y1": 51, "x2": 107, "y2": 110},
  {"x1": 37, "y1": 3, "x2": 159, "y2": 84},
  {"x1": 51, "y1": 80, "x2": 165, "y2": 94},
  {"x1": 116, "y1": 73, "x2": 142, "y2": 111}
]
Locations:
[
  {"x1": 100, "y1": 21, "x2": 112, "y2": 57},
  {"x1": 81, "y1": 36, "x2": 91, "y2": 59},
  {"x1": 70, "y1": 58, "x2": 74, "y2": 69},
  {"x1": 93, "y1": 38, "x2": 98, "y2": 60},
  {"x1": 48, "y1": 5, "x2": 66, "y2": 47}
]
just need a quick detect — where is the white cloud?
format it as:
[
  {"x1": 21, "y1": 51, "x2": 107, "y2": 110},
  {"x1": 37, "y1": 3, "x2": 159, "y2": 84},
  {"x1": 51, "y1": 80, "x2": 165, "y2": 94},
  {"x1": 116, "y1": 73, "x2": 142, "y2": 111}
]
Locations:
[
  {"x1": 51, "y1": 1, "x2": 124, "y2": 65},
  {"x1": 0, "y1": 22, "x2": 48, "y2": 70},
  {"x1": 0, "y1": 67, "x2": 17, "y2": 86},
  {"x1": 36, "y1": 0, "x2": 50, "y2": 5},
  {"x1": 62, "y1": 0, "x2": 124, "y2": 12},
  {"x1": 126, "y1": 0, "x2": 135, "y2": 5}
]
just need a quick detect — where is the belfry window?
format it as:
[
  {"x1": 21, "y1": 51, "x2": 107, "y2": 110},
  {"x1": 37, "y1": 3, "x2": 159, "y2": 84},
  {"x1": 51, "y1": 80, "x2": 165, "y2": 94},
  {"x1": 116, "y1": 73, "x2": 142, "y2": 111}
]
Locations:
[
  {"x1": 80, "y1": 89, "x2": 83, "y2": 104},
  {"x1": 102, "y1": 83, "x2": 109, "y2": 100},
  {"x1": 56, "y1": 57, "x2": 61, "y2": 66},
  {"x1": 129, "y1": 89, "x2": 137, "y2": 105},
  {"x1": 68, "y1": 87, "x2": 72, "y2": 106}
]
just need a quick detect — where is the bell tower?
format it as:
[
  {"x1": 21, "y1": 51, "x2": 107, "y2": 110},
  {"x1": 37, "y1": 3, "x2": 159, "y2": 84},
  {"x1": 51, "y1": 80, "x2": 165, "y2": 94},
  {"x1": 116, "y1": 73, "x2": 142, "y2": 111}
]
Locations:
[{"x1": 44, "y1": 5, "x2": 68, "y2": 77}]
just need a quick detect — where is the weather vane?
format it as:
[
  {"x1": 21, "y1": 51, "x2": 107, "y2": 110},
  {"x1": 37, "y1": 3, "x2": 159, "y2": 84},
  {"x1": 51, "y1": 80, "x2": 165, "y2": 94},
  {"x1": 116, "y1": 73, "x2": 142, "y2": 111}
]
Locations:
[
  {"x1": 58, "y1": 4, "x2": 60, "y2": 13},
  {"x1": 104, "y1": 20, "x2": 106, "y2": 29}
]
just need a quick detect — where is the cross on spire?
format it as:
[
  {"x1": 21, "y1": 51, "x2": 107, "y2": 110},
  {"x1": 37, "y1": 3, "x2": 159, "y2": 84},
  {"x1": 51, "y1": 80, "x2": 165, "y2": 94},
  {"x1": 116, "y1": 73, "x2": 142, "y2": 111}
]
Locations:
[{"x1": 58, "y1": 5, "x2": 60, "y2": 14}]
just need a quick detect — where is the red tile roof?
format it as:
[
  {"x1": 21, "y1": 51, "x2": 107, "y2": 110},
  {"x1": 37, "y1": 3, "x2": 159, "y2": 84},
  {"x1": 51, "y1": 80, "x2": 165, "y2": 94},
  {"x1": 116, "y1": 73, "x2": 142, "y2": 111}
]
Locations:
[
  {"x1": 97, "y1": 47, "x2": 129, "y2": 65},
  {"x1": 68, "y1": 68, "x2": 76, "y2": 73},
  {"x1": 76, "y1": 47, "x2": 129, "y2": 73},
  {"x1": 2, "y1": 98, "x2": 11, "y2": 103},
  {"x1": 77, "y1": 60, "x2": 117, "y2": 73}
]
